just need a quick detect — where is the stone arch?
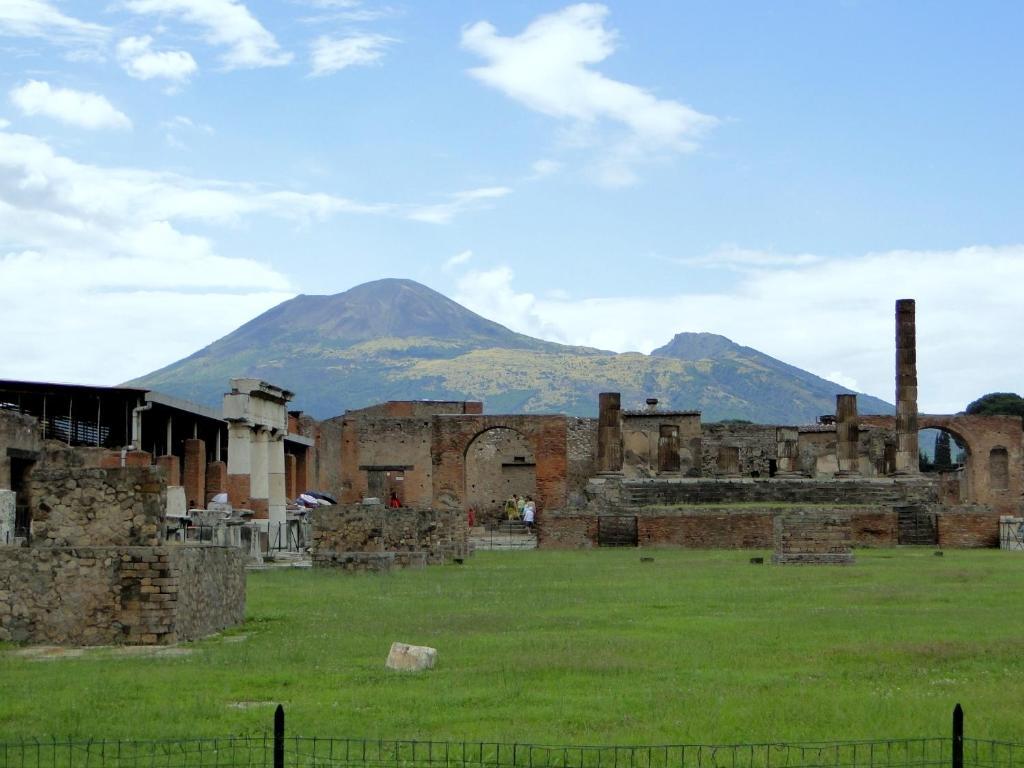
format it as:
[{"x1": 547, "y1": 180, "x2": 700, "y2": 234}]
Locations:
[
  {"x1": 464, "y1": 426, "x2": 537, "y2": 524},
  {"x1": 863, "y1": 412, "x2": 1022, "y2": 509},
  {"x1": 917, "y1": 425, "x2": 971, "y2": 504},
  {"x1": 431, "y1": 415, "x2": 568, "y2": 518}
]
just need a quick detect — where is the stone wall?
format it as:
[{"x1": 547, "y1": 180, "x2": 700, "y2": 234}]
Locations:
[
  {"x1": 465, "y1": 428, "x2": 535, "y2": 521},
  {"x1": 310, "y1": 502, "x2": 467, "y2": 568},
  {"x1": 27, "y1": 466, "x2": 165, "y2": 547},
  {"x1": 700, "y1": 423, "x2": 778, "y2": 476},
  {"x1": 772, "y1": 511, "x2": 855, "y2": 564},
  {"x1": 566, "y1": 418, "x2": 597, "y2": 508},
  {"x1": 0, "y1": 545, "x2": 244, "y2": 645},
  {"x1": 622, "y1": 412, "x2": 702, "y2": 477},
  {"x1": 0, "y1": 410, "x2": 42, "y2": 490}
]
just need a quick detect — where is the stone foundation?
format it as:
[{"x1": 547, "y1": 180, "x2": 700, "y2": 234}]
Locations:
[
  {"x1": 311, "y1": 502, "x2": 467, "y2": 569},
  {"x1": 0, "y1": 545, "x2": 245, "y2": 645}
]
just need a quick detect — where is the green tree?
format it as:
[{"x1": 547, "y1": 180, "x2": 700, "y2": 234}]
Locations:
[{"x1": 965, "y1": 392, "x2": 1024, "y2": 417}]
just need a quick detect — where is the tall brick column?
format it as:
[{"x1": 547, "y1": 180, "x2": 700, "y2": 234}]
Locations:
[
  {"x1": 284, "y1": 453, "x2": 297, "y2": 500},
  {"x1": 835, "y1": 394, "x2": 860, "y2": 476},
  {"x1": 894, "y1": 299, "x2": 919, "y2": 474},
  {"x1": 182, "y1": 438, "x2": 206, "y2": 509},
  {"x1": 155, "y1": 455, "x2": 180, "y2": 485},
  {"x1": 597, "y1": 392, "x2": 623, "y2": 473}
]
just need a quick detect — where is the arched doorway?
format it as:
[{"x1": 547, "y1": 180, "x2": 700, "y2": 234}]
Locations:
[
  {"x1": 464, "y1": 427, "x2": 536, "y2": 526},
  {"x1": 917, "y1": 427, "x2": 970, "y2": 503}
]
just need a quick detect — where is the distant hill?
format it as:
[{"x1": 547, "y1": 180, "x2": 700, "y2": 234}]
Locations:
[{"x1": 126, "y1": 278, "x2": 893, "y2": 422}]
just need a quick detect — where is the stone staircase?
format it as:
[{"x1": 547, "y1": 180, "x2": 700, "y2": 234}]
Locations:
[{"x1": 469, "y1": 522, "x2": 537, "y2": 551}]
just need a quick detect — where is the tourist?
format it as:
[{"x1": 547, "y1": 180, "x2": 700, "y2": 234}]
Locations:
[
  {"x1": 516, "y1": 494, "x2": 526, "y2": 519},
  {"x1": 505, "y1": 495, "x2": 518, "y2": 520},
  {"x1": 388, "y1": 491, "x2": 402, "y2": 508},
  {"x1": 522, "y1": 496, "x2": 536, "y2": 531}
]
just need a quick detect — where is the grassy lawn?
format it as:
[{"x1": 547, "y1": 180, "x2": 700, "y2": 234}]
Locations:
[{"x1": 2, "y1": 549, "x2": 1024, "y2": 744}]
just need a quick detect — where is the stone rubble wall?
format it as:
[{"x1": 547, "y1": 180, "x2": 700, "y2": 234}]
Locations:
[
  {"x1": 0, "y1": 545, "x2": 244, "y2": 645},
  {"x1": 310, "y1": 502, "x2": 467, "y2": 569},
  {"x1": 27, "y1": 467, "x2": 166, "y2": 547}
]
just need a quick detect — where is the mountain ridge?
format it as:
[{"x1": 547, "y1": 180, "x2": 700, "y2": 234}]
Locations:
[{"x1": 126, "y1": 279, "x2": 894, "y2": 422}]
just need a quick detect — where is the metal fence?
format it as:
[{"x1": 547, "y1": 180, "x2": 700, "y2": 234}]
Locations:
[{"x1": 2, "y1": 706, "x2": 1013, "y2": 768}]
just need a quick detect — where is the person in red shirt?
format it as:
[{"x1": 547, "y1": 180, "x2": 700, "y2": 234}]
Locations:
[{"x1": 388, "y1": 491, "x2": 402, "y2": 508}]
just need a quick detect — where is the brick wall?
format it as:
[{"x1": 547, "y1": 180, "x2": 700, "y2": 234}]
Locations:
[
  {"x1": 772, "y1": 511, "x2": 855, "y2": 564},
  {"x1": 937, "y1": 507, "x2": 1002, "y2": 548},
  {"x1": 0, "y1": 545, "x2": 245, "y2": 645}
]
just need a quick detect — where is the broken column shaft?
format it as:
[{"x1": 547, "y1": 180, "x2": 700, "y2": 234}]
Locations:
[
  {"x1": 835, "y1": 394, "x2": 860, "y2": 476},
  {"x1": 597, "y1": 392, "x2": 623, "y2": 473}
]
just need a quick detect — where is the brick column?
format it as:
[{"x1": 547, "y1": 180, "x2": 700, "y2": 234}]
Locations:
[
  {"x1": 285, "y1": 453, "x2": 297, "y2": 500},
  {"x1": 205, "y1": 461, "x2": 227, "y2": 504},
  {"x1": 155, "y1": 455, "x2": 180, "y2": 486},
  {"x1": 894, "y1": 298, "x2": 919, "y2": 474},
  {"x1": 835, "y1": 395, "x2": 860, "y2": 476},
  {"x1": 182, "y1": 438, "x2": 206, "y2": 509},
  {"x1": 125, "y1": 450, "x2": 152, "y2": 467}
]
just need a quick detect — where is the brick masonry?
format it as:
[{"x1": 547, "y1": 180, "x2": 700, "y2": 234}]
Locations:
[{"x1": 772, "y1": 511, "x2": 855, "y2": 564}]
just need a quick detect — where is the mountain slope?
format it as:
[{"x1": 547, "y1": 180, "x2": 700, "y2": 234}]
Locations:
[{"x1": 127, "y1": 279, "x2": 893, "y2": 422}]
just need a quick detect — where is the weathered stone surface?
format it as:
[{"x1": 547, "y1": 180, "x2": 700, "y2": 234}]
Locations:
[
  {"x1": 386, "y1": 642, "x2": 437, "y2": 672},
  {"x1": 311, "y1": 502, "x2": 465, "y2": 570},
  {"x1": 0, "y1": 490, "x2": 15, "y2": 546}
]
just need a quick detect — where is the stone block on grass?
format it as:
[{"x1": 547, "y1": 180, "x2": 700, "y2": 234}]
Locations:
[{"x1": 386, "y1": 642, "x2": 437, "y2": 672}]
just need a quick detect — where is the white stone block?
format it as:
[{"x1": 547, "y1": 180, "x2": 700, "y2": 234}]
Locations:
[
  {"x1": 386, "y1": 642, "x2": 437, "y2": 672},
  {"x1": 166, "y1": 486, "x2": 187, "y2": 518}
]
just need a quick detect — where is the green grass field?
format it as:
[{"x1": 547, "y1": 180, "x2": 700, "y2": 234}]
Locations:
[{"x1": 2, "y1": 549, "x2": 1024, "y2": 744}]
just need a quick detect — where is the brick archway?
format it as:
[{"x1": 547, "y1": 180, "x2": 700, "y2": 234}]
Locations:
[
  {"x1": 863, "y1": 413, "x2": 1023, "y2": 509},
  {"x1": 431, "y1": 415, "x2": 568, "y2": 516}
]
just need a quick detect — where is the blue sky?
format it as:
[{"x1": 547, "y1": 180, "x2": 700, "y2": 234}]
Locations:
[{"x1": 0, "y1": 0, "x2": 1022, "y2": 414}]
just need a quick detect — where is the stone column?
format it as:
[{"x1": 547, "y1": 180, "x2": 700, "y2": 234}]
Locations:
[
  {"x1": 268, "y1": 432, "x2": 287, "y2": 545},
  {"x1": 250, "y1": 427, "x2": 269, "y2": 518},
  {"x1": 0, "y1": 489, "x2": 15, "y2": 545},
  {"x1": 775, "y1": 427, "x2": 801, "y2": 476},
  {"x1": 226, "y1": 421, "x2": 253, "y2": 508},
  {"x1": 835, "y1": 394, "x2": 861, "y2": 476},
  {"x1": 597, "y1": 392, "x2": 623, "y2": 473},
  {"x1": 894, "y1": 298, "x2": 919, "y2": 474},
  {"x1": 182, "y1": 438, "x2": 206, "y2": 509}
]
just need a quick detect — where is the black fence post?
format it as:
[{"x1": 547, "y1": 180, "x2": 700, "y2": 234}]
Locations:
[
  {"x1": 953, "y1": 703, "x2": 964, "y2": 768},
  {"x1": 274, "y1": 704, "x2": 285, "y2": 768}
]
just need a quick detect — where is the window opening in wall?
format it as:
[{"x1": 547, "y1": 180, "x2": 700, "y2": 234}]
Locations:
[{"x1": 989, "y1": 447, "x2": 1009, "y2": 491}]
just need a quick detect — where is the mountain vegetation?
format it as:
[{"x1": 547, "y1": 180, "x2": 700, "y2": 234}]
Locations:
[
  {"x1": 127, "y1": 279, "x2": 893, "y2": 422},
  {"x1": 965, "y1": 392, "x2": 1024, "y2": 418}
]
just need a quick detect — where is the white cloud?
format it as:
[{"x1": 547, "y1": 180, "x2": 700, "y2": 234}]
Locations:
[
  {"x1": 452, "y1": 250, "x2": 1024, "y2": 414},
  {"x1": 671, "y1": 246, "x2": 824, "y2": 270},
  {"x1": 529, "y1": 158, "x2": 562, "y2": 179},
  {"x1": 309, "y1": 32, "x2": 396, "y2": 75},
  {"x1": 407, "y1": 186, "x2": 511, "y2": 224},
  {"x1": 443, "y1": 249, "x2": 473, "y2": 271},
  {"x1": 117, "y1": 35, "x2": 198, "y2": 82},
  {"x1": 462, "y1": 4, "x2": 717, "y2": 186},
  {"x1": 0, "y1": 0, "x2": 108, "y2": 47},
  {"x1": 9, "y1": 80, "x2": 132, "y2": 130},
  {"x1": 0, "y1": 119, "x2": 9, "y2": 129},
  {"x1": 123, "y1": 0, "x2": 291, "y2": 69}
]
